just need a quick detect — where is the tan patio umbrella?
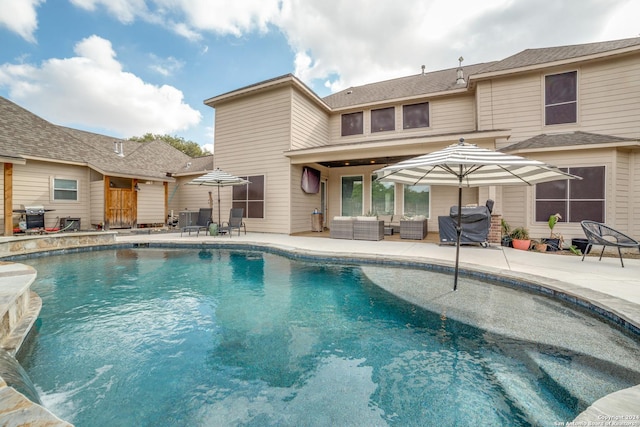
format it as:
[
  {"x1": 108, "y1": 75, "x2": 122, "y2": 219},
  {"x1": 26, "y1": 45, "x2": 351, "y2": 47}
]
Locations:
[
  {"x1": 186, "y1": 168, "x2": 250, "y2": 226},
  {"x1": 375, "y1": 138, "x2": 581, "y2": 290}
]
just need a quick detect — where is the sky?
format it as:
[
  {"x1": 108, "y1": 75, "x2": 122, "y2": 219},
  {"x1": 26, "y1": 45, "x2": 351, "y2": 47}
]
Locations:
[{"x1": 0, "y1": 1, "x2": 638, "y2": 154}]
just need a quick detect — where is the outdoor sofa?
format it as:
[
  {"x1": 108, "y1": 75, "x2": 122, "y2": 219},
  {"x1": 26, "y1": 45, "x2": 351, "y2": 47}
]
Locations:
[{"x1": 330, "y1": 216, "x2": 384, "y2": 241}]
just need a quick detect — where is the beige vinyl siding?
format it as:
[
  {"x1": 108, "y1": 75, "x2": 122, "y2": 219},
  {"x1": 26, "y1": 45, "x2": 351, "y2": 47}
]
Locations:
[
  {"x1": 430, "y1": 94, "x2": 476, "y2": 134},
  {"x1": 479, "y1": 56, "x2": 640, "y2": 148},
  {"x1": 136, "y1": 181, "x2": 166, "y2": 224},
  {"x1": 580, "y1": 56, "x2": 640, "y2": 137},
  {"x1": 12, "y1": 161, "x2": 90, "y2": 230},
  {"x1": 476, "y1": 75, "x2": 543, "y2": 148},
  {"x1": 171, "y1": 176, "x2": 217, "y2": 219},
  {"x1": 213, "y1": 87, "x2": 293, "y2": 233},
  {"x1": 632, "y1": 152, "x2": 640, "y2": 238},
  {"x1": 291, "y1": 89, "x2": 329, "y2": 150},
  {"x1": 614, "y1": 151, "x2": 630, "y2": 230},
  {"x1": 89, "y1": 181, "x2": 104, "y2": 227},
  {"x1": 326, "y1": 96, "x2": 477, "y2": 145}
]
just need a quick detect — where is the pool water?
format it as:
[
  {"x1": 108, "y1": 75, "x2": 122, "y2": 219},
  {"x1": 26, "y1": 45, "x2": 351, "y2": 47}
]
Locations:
[{"x1": 20, "y1": 248, "x2": 640, "y2": 426}]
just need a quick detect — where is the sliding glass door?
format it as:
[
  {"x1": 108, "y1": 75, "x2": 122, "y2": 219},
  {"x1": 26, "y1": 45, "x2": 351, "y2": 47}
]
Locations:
[{"x1": 341, "y1": 176, "x2": 363, "y2": 216}]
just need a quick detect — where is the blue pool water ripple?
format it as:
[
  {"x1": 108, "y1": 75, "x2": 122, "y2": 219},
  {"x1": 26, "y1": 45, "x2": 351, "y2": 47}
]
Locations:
[{"x1": 19, "y1": 248, "x2": 640, "y2": 427}]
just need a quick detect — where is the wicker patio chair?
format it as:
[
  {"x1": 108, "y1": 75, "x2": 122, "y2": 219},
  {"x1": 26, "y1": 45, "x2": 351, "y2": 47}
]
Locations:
[
  {"x1": 353, "y1": 219, "x2": 384, "y2": 241},
  {"x1": 400, "y1": 218, "x2": 428, "y2": 240},
  {"x1": 330, "y1": 217, "x2": 354, "y2": 239}
]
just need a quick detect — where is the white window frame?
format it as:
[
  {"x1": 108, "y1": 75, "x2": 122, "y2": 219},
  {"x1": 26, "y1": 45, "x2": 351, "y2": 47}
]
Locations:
[{"x1": 51, "y1": 177, "x2": 79, "y2": 202}]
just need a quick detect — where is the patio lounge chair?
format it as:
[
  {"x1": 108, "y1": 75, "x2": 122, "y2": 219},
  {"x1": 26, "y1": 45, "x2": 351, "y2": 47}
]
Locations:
[
  {"x1": 580, "y1": 220, "x2": 640, "y2": 267},
  {"x1": 220, "y1": 208, "x2": 246, "y2": 237},
  {"x1": 181, "y1": 208, "x2": 212, "y2": 237}
]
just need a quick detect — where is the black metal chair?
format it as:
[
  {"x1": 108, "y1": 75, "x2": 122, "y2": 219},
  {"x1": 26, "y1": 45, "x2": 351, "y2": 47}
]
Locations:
[
  {"x1": 580, "y1": 220, "x2": 640, "y2": 267},
  {"x1": 180, "y1": 208, "x2": 212, "y2": 237},
  {"x1": 219, "y1": 208, "x2": 246, "y2": 237}
]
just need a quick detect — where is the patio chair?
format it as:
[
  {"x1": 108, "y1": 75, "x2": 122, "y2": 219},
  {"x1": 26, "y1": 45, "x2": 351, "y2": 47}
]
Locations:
[
  {"x1": 220, "y1": 208, "x2": 246, "y2": 237},
  {"x1": 181, "y1": 208, "x2": 212, "y2": 237},
  {"x1": 580, "y1": 220, "x2": 640, "y2": 267}
]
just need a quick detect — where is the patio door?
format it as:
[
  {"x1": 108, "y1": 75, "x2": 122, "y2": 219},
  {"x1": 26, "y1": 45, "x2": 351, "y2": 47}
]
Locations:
[{"x1": 105, "y1": 177, "x2": 136, "y2": 229}]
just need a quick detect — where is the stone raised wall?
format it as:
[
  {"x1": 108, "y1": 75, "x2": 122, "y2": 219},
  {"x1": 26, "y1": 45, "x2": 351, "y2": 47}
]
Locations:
[{"x1": 0, "y1": 231, "x2": 117, "y2": 258}]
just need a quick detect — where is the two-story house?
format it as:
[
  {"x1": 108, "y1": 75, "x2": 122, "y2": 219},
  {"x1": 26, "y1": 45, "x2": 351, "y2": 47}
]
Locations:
[{"x1": 204, "y1": 37, "x2": 640, "y2": 241}]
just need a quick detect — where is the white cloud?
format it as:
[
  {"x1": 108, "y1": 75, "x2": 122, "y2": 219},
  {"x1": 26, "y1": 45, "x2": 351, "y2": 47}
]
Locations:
[
  {"x1": 148, "y1": 54, "x2": 184, "y2": 77},
  {"x1": 42, "y1": 0, "x2": 639, "y2": 97},
  {"x1": 69, "y1": 0, "x2": 149, "y2": 24},
  {"x1": 0, "y1": 35, "x2": 201, "y2": 137},
  {"x1": 0, "y1": 0, "x2": 44, "y2": 43}
]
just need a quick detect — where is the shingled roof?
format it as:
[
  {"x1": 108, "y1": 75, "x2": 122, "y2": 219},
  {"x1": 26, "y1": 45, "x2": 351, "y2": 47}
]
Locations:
[
  {"x1": 323, "y1": 62, "x2": 496, "y2": 109},
  {"x1": 0, "y1": 96, "x2": 212, "y2": 180},
  {"x1": 476, "y1": 37, "x2": 640, "y2": 75},
  {"x1": 0, "y1": 96, "x2": 95, "y2": 162},
  {"x1": 502, "y1": 131, "x2": 638, "y2": 152}
]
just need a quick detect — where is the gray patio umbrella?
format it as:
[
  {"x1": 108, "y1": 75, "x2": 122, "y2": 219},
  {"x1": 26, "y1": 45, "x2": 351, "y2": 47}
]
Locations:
[
  {"x1": 375, "y1": 138, "x2": 580, "y2": 290},
  {"x1": 186, "y1": 168, "x2": 250, "y2": 226}
]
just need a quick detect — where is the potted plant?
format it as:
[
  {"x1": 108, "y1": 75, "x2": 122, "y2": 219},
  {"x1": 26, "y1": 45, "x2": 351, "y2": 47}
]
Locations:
[
  {"x1": 531, "y1": 238, "x2": 548, "y2": 252},
  {"x1": 544, "y1": 213, "x2": 564, "y2": 251},
  {"x1": 510, "y1": 226, "x2": 531, "y2": 250},
  {"x1": 501, "y1": 219, "x2": 512, "y2": 247}
]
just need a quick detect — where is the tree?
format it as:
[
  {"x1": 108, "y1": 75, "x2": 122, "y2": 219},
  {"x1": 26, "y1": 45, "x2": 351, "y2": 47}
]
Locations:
[{"x1": 129, "y1": 133, "x2": 207, "y2": 157}]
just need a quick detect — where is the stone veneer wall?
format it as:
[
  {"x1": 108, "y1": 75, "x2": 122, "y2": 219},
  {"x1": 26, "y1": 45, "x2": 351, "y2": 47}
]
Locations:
[
  {"x1": 0, "y1": 232, "x2": 117, "y2": 427},
  {"x1": 0, "y1": 231, "x2": 117, "y2": 258}
]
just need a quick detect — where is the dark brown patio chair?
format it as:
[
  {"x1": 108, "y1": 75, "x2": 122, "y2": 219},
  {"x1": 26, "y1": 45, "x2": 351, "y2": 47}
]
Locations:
[{"x1": 580, "y1": 220, "x2": 640, "y2": 267}]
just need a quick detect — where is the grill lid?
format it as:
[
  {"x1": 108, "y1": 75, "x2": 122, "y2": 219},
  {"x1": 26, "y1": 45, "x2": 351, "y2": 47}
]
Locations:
[{"x1": 22, "y1": 205, "x2": 46, "y2": 214}]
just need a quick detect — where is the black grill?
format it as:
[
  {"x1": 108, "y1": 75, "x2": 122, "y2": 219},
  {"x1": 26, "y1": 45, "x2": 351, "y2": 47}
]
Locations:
[{"x1": 13, "y1": 205, "x2": 51, "y2": 230}]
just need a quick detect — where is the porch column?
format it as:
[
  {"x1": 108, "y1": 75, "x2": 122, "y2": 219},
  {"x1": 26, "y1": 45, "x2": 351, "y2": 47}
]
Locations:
[{"x1": 4, "y1": 164, "x2": 12, "y2": 236}]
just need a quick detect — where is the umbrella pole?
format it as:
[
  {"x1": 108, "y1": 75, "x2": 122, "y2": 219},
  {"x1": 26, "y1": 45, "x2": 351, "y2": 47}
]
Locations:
[
  {"x1": 217, "y1": 186, "x2": 221, "y2": 226},
  {"x1": 453, "y1": 175, "x2": 463, "y2": 291}
]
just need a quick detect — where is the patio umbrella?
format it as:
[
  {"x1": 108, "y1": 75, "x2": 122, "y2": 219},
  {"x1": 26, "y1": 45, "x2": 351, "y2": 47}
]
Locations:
[
  {"x1": 186, "y1": 168, "x2": 250, "y2": 226},
  {"x1": 375, "y1": 138, "x2": 580, "y2": 290}
]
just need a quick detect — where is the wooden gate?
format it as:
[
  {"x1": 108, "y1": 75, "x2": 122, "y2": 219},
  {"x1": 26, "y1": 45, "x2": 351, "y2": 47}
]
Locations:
[{"x1": 106, "y1": 188, "x2": 135, "y2": 229}]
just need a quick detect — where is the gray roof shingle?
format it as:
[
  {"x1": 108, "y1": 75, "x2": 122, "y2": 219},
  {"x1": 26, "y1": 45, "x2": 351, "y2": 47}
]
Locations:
[
  {"x1": 477, "y1": 37, "x2": 640, "y2": 75},
  {"x1": 502, "y1": 131, "x2": 636, "y2": 151},
  {"x1": 323, "y1": 63, "x2": 496, "y2": 109}
]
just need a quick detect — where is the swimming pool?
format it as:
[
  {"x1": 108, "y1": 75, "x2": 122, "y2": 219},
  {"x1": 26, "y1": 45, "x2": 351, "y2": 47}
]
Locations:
[{"x1": 20, "y1": 248, "x2": 640, "y2": 426}]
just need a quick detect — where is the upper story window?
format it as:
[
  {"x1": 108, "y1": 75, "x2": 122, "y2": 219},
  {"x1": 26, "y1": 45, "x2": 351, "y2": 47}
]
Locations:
[
  {"x1": 341, "y1": 112, "x2": 363, "y2": 136},
  {"x1": 545, "y1": 71, "x2": 577, "y2": 125},
  {"x1": 371, "y1": 107, "x2": 395, "y2": 133},
  {"x1": 53, "y1": 178, "x2": 78, "y2": 201},
  {"x1": 403, "y1": 102, "x2": 429, "y2": 129}
]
